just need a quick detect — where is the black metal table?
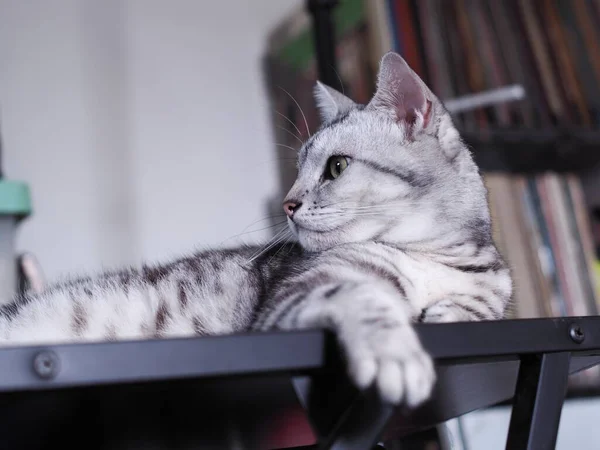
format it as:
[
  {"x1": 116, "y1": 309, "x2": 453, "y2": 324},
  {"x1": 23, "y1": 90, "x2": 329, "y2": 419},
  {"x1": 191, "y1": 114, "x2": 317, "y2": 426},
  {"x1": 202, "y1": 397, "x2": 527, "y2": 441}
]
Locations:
[{"x1": 0, "y1": 317, "x2": 599, "y2": 450}]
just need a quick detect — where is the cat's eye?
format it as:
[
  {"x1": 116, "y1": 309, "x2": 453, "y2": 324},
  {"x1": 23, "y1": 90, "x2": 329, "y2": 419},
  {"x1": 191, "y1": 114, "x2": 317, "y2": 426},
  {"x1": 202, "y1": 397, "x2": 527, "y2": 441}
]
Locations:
[{"x1": 326, "y1": 156, "x2": 349, "y2": 180}]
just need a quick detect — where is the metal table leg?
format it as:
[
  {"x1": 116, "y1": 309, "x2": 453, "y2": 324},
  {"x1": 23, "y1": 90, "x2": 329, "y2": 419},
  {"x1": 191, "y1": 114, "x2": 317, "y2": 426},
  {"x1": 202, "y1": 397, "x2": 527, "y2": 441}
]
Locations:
[
  {"x1": 293, "y1": 374, "x2": 394, "y2": 450},
  {"x1": 320, "y1": 388, "x2": 395, "y2": 450},
  {"x1": 506, "y1": 352, "x2": 571, "y2": 450}
]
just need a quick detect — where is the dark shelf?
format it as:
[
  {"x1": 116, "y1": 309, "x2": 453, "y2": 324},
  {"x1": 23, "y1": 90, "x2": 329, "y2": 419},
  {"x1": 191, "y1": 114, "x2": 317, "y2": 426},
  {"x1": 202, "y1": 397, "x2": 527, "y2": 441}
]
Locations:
[
  {"x1": 566, "y1": 387, "x2": 600, "y2": 400},
  {"x1": 1, "y1": 317, "x2": 600, "y2": 449},
  {"x1": 463, "y1": 128, "x2": 600, "y2": 173},
  {"x1": 491, "y1": 387, "x2": 600, "y2": 409}
]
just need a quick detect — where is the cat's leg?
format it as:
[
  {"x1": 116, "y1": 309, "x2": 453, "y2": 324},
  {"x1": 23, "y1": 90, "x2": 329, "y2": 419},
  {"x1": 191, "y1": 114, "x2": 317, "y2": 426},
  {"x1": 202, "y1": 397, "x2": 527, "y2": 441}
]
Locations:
[
  {"x1": 0, "y1": 286, "x2": 158, "y2": 346},
  {"x1": 419, "y1": 296, "x2": 503, "y2": 323},
  {"x1": 255, "y1": 281, "x2": 435, "y2": 407},
  {"x1": 0, "y1": 247, "x2": 268, "y2": 347}
]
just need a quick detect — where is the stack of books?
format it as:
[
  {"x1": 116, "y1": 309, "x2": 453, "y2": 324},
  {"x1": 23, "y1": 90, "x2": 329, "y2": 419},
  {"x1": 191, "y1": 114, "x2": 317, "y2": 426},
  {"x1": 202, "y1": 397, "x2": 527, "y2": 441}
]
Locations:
[{"x1": 486, "y1": 172, "x2": 599, "y2": 319}]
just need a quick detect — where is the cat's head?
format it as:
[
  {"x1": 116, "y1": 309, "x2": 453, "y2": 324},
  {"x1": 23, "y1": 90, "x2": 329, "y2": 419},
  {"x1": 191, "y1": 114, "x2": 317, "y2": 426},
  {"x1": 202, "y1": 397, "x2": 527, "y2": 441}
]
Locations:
[{"x1": 284, "y1": 52, "x2": 491, "y2": 253}]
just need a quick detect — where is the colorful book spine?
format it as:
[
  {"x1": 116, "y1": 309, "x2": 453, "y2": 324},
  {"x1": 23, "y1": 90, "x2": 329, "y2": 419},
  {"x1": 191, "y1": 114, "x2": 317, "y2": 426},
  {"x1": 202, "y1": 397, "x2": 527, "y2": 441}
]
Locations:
[{"x1": 383, "y1": 0, "x2": 600, "y2": 128}]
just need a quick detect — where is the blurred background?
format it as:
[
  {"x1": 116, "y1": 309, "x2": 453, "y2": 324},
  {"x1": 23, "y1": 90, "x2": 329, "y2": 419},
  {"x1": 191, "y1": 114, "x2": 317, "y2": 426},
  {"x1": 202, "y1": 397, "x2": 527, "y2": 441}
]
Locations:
[
  {"x1": 2, "y1": 0, "x2": 600, "y2": 448},
  {"x1": 0, "y1": 0, "x2": 302, "y2": 281}
]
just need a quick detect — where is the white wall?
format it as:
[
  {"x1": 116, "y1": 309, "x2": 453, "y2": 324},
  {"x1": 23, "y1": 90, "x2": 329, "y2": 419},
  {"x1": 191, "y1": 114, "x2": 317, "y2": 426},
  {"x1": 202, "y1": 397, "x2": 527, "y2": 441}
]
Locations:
[
  {"x1": 447, "y1": 398, "x2": 600, "y2": 449},
  {"x1": 0, "y1": 0, "x2": 301, "y2": 281}
]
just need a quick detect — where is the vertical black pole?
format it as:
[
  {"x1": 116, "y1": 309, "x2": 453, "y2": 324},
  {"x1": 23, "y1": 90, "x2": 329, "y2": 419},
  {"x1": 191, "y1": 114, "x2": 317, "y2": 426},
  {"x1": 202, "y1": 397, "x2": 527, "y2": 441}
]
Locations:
[
  {"x1": 306, "y1": 0, "x2": 342, "y2": 91},
  {"x1": 506, "y1": 352, "x2": 571, "y2": 449}
]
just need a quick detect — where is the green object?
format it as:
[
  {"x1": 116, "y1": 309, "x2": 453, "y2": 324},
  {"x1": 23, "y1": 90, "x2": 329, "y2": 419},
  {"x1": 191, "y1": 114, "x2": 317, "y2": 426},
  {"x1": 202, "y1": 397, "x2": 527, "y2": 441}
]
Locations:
[
  {"x1": 0, "y1": 180, "x2": 32, "y2": 218},
  {"x1": 277, "y1": 0, "x2": 364, "y2": 71}
]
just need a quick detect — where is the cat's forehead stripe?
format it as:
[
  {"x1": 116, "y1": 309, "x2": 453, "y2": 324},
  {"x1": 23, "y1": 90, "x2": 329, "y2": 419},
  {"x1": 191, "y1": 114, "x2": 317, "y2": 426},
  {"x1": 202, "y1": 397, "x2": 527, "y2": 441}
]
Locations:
[
  {"x1": 322, "y1": 110, "x2": 352, "y2": 129},
  {"x1": 299, "y1": 110, "x2": 356, "y2": 163},
  {"x1": 353, "y1": 158, "x2": 431, "y2": 188},
  {"x1": 300, "y1": 137, "x2": 316, "y2": 163}
]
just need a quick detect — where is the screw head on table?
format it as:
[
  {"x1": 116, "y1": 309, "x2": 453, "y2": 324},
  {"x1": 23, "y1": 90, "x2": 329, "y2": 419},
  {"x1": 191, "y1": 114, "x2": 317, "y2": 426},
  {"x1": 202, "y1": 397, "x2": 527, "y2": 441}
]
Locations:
[
  {"x1": 33, "y1": 350, "x2": 60, "y2": 379},
  {"x1": 569, "y1": 323, "x2": 585, "y2": 344}
]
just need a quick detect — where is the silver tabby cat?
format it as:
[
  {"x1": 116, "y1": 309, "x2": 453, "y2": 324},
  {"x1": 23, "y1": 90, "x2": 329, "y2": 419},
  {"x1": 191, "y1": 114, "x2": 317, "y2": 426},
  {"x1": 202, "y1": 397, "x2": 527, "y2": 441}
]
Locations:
[{"x1": 0, "y1": 52, "x2": 512, "y2": 407}]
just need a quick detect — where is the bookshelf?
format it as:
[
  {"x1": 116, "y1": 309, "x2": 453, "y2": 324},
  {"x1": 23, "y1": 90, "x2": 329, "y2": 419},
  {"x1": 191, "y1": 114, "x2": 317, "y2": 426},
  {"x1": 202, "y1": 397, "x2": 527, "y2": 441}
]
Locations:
[
  {"x1": 464, "y1": 128, "x2": 600, "y2": 173},
  {"x1": 267, "y1": 0, "x2": 600, "y2": 164}
]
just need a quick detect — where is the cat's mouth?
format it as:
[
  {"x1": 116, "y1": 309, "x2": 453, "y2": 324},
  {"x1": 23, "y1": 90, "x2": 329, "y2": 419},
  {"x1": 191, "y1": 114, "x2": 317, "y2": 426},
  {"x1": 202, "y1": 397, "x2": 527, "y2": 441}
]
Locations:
[{"x1": 288, "y1": 218, "x2": 342, "y2": 235}]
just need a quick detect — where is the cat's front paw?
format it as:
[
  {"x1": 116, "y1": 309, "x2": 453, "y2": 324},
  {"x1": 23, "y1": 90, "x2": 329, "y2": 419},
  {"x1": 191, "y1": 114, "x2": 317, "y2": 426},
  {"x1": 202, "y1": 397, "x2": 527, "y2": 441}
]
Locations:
[{"x1": 297, "y1": 284, "x2": 436, "y2": 407}]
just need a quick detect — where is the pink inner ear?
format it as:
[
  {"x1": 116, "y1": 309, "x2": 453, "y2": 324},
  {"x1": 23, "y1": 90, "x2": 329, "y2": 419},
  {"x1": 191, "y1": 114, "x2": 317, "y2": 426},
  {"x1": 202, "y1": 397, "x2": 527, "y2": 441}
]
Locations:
[
  {"x1": 396, "y1": 97, "x2": 430, "y2": 130},
  {"x1": 422, "y1": 99, "x2": 432, "y2": 128},
  {"x1": 405, "y1": 109, "x2": 417, "y2": 125},
  {"x1": 368, "y1": 53, "x2": 431, "y2": 129},
  {"x1": 398, "y1": 87, "x2": 424, "y2": 122}
]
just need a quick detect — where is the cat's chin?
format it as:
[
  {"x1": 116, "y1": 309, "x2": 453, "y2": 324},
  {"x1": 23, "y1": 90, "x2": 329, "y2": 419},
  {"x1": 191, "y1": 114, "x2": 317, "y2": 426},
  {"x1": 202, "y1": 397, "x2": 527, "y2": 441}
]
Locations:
[
  {"x1": 297, "y1": 232, "x2": 339, "y2": 252},
  {"x1": 287, "y1": 220, "x2": 338, "y2": 252},
  {"x1": 294, "y1": 219, "x2": 387, "y2": 252},
  {"x1": 296, "y1": 227, "x2": 361, "y2": 252}
]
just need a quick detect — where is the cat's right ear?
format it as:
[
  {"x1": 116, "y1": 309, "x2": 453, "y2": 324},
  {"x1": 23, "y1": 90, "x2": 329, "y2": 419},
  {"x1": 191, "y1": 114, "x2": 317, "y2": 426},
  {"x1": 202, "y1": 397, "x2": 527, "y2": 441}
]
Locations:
[
  {"x1": 367, "y1": 52, "x2": 435, "y2": 136},
  {"x1": 313, "y1": 81, "x2": 356, "y2": 123}
]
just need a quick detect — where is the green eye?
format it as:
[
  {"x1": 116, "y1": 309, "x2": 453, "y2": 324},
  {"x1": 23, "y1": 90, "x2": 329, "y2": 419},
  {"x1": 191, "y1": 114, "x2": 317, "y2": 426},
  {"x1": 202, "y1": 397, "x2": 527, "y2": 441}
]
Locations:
[{"x1": 326, "y1": 156, "x2": 349, "y2": 180}]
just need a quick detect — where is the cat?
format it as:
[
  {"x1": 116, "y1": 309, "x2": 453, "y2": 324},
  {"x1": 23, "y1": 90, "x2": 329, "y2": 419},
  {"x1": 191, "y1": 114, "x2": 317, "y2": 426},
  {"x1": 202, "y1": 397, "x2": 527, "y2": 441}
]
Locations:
[{"x1": 0, "y1": 52, "x2": 512, "y2": 408}]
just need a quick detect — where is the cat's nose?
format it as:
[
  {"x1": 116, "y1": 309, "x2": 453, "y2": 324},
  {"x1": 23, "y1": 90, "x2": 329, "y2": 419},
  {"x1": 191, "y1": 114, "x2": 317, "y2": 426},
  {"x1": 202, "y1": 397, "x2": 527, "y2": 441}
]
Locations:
[{"x1": 283, "y1": 201, "x2": 302, "y2": 218}]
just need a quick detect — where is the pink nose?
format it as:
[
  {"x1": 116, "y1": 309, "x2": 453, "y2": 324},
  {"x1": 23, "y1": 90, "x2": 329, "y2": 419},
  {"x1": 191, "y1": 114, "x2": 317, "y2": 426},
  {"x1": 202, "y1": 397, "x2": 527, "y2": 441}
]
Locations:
[{"x1": 283, "y1": 201, "x2": 302, "y2": 218}]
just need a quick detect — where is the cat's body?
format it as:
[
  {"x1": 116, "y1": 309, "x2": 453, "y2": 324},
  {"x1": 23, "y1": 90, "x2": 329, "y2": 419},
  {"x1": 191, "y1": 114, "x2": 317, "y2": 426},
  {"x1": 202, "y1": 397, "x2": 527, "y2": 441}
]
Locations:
[{"x1": 0, "y1": 53, "x2": 512, "y2": 408}]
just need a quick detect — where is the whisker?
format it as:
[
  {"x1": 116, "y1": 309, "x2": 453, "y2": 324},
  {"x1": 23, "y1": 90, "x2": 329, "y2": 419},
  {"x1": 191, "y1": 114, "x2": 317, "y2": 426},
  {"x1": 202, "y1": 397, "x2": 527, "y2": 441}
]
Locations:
[
  {"x1": 274, "y1": 143, "x2": 299, "y2": 153},
  {"x1": 276, "y1": 125, "x2": 304, "y2": 145},
  {"x1": 224, "y1": 214, "x2": 286, "y2": 240},
  {"x1": 219, "y1": 222, "x2": 287, "y2": 248},
  {"x1": 245, "y1": 233, "x2": 284, "y2": 263},
  {"x1": 316, "y1": 200, "x2": 364, "y2": 209},
  {"x1": 267, "y1": 234, "x2": 294, "y2": 265},
  {"x1": 307, "y1": 207, "x2": 410, "y2": 218},
  {"x1": 226, "y1": 221, "x2": 288, "y2": 242},
  {"x1": 248, "y1": 232, "x2": 292, "y2": 264},
  {"x1": 309, "y1": 212, "x2": 389, "y2": 219},
  {"x1": 278, "y1": 86, "x2": 311, "y2": 138},
  {"x1": 246, "y1": 227, "x2": 291, "y2": 263},
  {"x1": 282, "y1": 238, "x2": 297, "y2": 259},
  {"x1": 275, "y1": 111, "x2": 303, "y2": 140},
  {"x1": 330, "y1": 64, "x2": 346, "y2": 96},
  {"x1": 316, "y1": 200, "x2": 412, "y2": 210},
  {"x1": 346, "y1": 205, "x2": 407, "y2": 211},
  {"x1": 245, "y1": 213, "x2": 287, "y2": 227}
]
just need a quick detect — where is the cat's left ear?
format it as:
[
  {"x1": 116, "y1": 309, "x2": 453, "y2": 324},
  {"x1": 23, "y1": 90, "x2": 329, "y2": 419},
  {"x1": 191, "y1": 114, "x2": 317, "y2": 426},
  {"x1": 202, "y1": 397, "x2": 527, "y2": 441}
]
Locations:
[
  {"x1": 313, "y1": 81, "x2": 356, "y2": 123},
  {"x1": 367, "y1": 52, "x2": 438, "y2": 136}
]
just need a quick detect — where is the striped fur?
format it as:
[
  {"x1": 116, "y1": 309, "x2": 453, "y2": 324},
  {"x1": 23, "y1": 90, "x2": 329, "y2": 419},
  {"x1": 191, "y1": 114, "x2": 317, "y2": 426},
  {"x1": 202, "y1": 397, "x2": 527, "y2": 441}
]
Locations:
[{"x1": 0, "y1": 53, "x2": 511, "y2": 407}]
